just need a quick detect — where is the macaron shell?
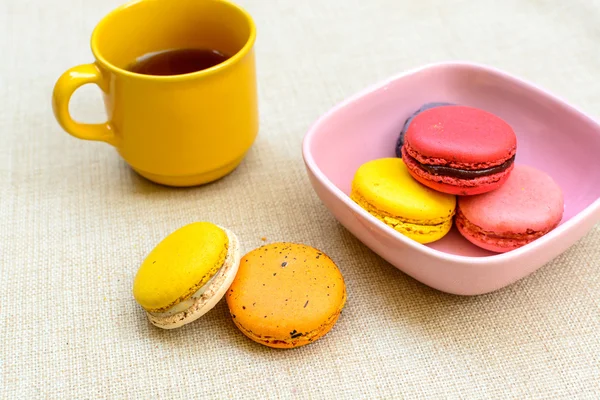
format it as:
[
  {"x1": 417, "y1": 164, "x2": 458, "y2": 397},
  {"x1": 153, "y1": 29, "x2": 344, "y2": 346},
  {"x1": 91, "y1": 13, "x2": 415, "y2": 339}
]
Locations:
[
  {"x1": 233, "y1": 308, "x2": 343, "y2": 349},
  {"x1": 410, "y1": 172, "x2": 511, "y2": 196},
  {"x1": 146, "y1": 228, "x2": 241, "y2": 329},
  {"x1": 456, "y1": 217, "x2": 522, "y2": 253},
  {"x1": 395, "y1": 102, "x2": 454, "y2": 157},
  {"x1": 458, "y1": 165, "x2": 564, "y2": 233},
  {"x1": 353, "y1": 188, "x2": 454, "y2": 243},
  {"x1": 351, "y1": 158, "x2": 456, "y2": 224},
  {"x1": 456, "y1": 165, "x2": 564, "y2": 252},
  {"x1": 405, "y1": 105, "x2": 517, "y2": 165},
  {"x1": 226, "y1": 243, "x2": 346, "y2": 348},
  {"x1": 403, "y1": 146, "x2": 514, "y2": 196},
  {"x1": 133, "y1": 222, "x2": 229, "y2": 312}
]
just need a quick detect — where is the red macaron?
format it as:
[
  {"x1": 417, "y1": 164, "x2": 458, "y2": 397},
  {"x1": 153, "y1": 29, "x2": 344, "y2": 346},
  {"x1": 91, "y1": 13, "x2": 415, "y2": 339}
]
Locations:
[{"x1": 401, "y1": 105, "x2": 517, "y2": 195}]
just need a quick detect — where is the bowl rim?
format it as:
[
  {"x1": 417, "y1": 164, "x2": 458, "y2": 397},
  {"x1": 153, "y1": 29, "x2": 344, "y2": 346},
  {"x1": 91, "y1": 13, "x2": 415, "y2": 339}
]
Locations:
[{"x1": 302, "y1": 60, "x2": 600, "y2": 265}]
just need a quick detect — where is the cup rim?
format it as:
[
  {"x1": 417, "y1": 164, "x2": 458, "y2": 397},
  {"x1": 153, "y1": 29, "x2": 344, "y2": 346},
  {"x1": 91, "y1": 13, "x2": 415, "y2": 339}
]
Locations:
[{"x1": 90, "y1": 0, "x2": 256, "y2": 81}]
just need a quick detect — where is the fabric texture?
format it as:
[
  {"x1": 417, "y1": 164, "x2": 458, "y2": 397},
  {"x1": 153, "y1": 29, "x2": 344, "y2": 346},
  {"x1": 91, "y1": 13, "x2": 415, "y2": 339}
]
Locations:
[{"x1": 1, "y1": 0, "x2": 599, "y2": 398}]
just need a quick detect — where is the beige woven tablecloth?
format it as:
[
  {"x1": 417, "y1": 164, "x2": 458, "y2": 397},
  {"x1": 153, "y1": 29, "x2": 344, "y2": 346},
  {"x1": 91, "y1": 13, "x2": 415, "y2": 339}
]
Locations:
[{"x1": 2, "y1": 0, "x2": 600, "y2": 398}]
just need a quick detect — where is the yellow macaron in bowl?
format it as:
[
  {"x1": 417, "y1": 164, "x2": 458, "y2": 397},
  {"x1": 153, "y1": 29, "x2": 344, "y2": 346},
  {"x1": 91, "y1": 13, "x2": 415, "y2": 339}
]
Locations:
[
  {"x1": 350, "y1": 157, "x2": 456, "y2": 243},
  {"x1": 133, "y1": 221, "x2": 241, "y2": 329}
]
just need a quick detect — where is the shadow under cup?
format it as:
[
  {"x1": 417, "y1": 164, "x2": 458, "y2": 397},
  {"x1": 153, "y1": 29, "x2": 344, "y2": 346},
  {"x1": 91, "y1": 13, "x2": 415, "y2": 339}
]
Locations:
[{"x1": 91, "y1": 0, "x2": 258, "y2": 187}]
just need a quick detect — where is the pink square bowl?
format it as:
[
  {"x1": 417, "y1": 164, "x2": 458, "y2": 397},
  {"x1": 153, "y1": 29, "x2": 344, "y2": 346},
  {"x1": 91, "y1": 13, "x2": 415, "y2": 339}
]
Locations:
[{"x1": 302, "y1": 61, "x2": 600, "y2": 295}]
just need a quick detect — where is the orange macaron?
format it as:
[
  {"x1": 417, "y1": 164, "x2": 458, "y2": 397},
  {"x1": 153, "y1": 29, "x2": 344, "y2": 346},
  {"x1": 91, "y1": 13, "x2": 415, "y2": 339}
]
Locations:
[{"x1": 226, "y1": 243, "x2": 347, "y2": 349}]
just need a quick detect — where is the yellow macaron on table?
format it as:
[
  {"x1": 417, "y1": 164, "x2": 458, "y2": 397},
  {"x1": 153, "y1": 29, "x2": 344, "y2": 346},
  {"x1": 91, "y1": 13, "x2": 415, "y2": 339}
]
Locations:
[{"x1": 133, "y1": 222, "x2": 241, "y2": 329}]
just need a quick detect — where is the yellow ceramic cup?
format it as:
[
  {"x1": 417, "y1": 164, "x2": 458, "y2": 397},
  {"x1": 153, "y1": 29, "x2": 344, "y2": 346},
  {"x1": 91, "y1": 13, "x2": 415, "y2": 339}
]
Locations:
[{"x1": 52, "y1": 0, "x2": 258, "y2": 187}]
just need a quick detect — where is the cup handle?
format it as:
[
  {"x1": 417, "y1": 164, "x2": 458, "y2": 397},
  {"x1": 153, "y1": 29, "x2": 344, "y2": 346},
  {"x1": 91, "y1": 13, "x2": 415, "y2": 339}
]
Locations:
[{"x1": 52, "y1": 63, "x2": 118, "y2": 146}]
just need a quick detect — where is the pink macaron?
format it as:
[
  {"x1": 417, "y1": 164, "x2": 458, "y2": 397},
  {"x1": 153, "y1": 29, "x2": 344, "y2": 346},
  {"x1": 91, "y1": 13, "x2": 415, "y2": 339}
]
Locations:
[
  {"x1": 456, "y1": 164, "x2": 564, "y2": 253},
  {"x1": 401, "y1": 105, "x2": 517, "y2": 195}
]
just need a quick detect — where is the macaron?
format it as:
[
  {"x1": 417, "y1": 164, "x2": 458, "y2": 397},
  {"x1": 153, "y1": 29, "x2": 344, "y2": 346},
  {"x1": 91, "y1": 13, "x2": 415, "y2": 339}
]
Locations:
[
  {"x1": 456, "y1": 164, "x2": 564, "y2": 253},
  {"x1": 133, "y1": 221, "x2": 241, "y2": 329},
  {"x1": 395, "y1": 102, "x2": 454, "y2": 157},
  {"x1": 350, "y1": 157, "x2": 456, "y2": 244},
  {"x1": 401, "y1": 105, "x2": 517, "y2": 195},
  {"x1": 226, "y1": 243, "x2": 346, "y2": 349}
]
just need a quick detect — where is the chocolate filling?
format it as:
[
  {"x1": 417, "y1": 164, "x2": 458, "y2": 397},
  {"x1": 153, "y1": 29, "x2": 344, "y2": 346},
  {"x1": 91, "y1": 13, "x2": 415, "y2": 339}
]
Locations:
[{"x1": 408, "y1": 153, "x2": 515, "y2": 179}]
